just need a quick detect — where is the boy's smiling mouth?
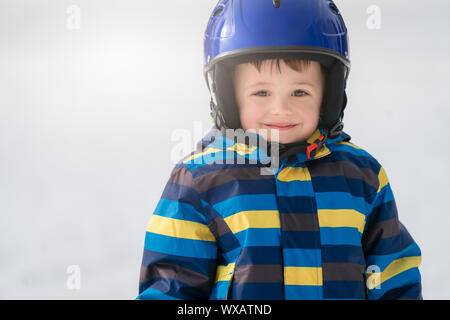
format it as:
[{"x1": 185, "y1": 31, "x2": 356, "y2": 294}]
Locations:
[{"x1": 264, "y1": 122, "x2": 299, "y2": 130}]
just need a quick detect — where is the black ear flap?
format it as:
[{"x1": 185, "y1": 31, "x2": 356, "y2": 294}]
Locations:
[
  {"x1": 321, "y1": 60, "x2": 347, "y2": 131},
  {"x1": 214, "y1": 62, "x2": 242, "y2": 130}
]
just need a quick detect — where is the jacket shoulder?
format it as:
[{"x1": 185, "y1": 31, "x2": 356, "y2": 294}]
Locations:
[
  {"x1": 322, "y1": 140, "x2": 387, "y2": 199},
  {"x1": 331, "y1": 140, "x2": 383, "y2": 171}
]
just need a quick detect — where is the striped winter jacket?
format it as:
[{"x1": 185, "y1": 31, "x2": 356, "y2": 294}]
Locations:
[{"x1": 137, "y1": 126, "x2": 422, "y2": 300}]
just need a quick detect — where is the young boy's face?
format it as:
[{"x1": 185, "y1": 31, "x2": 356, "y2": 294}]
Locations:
[{"x1": 233, "y1": 59, "x2": 324, "y2": 144}]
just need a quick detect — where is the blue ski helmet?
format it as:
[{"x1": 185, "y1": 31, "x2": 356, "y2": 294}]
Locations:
[{"x1": 204, "y1": 0, "x2": 350, "y2": 139}]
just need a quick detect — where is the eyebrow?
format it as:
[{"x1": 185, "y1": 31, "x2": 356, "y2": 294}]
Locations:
[{"x1": 245, "y1": 81, "x2": 315, "y2": 89}]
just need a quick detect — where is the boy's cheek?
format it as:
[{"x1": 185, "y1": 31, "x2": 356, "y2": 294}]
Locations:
[{"x1": 239, "y1": 110, "x2": 259, "y2": 131}]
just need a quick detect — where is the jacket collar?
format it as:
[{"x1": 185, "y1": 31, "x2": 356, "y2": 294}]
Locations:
[{"x1": 197, "y1": 125, "x2": 351, "y2": 165}]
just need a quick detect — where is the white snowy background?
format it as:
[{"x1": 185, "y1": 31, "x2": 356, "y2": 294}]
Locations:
[{"x1": 0, "y1": 0, "x2": 448, "y2": 299}]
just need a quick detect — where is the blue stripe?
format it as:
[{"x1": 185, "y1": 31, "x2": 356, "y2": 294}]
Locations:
[
  {"x1": 282, "y1": 231, "x2": 321, "y2": 249},
  {"x1": 329, "y1": 148, "x2": 380, "y2": 173},
  {"x1": 321, "y1": 245, "x2": 365, "y2": 264},
  {"x1": 161, "y1": 182, "x2": 204, "y2": 214},
  {"x1": 183, "y1": 151, "x2": 241, "y2": 171},
  {"x1": 186, "y1": 150, "x2": 259, "y2": 168},
  {"x1": 231, "y1": 282, "x2": 284, "y2": 300},
  {"x1": 368, "y1": 267, "x2": 421, "y2": 300},
  {"x1": 184, "y1": 149, "x2": 230, "y2": 166},
  {"x1": 312, "y1": 176, "x2": 377, "y2": 204},
  {"x1": 216, "y1": 232, "x2": 241, "y2": 258},
  {"x1": 277, "y1": 196, "x2": 316, "y2": 214},
  {"x1": 144, "y1": 232, "x2": 217, "y2": 259},
  {"x1": 153, "y1": 198, "x2": 206, "y2": 224},
  {"x1": 205, "y1": 134, "x2": 271, "y2": 164},
  {"x1": 283, "y1": 248, "x2": 322, "y2": 267},
  {"x1": 372, "y1": 185, "x2": 395, "y2": 207},
  {"x1": 202, "y1": 179, "x2": 276, "y2": 205},
  {"x1": 276, "y1": 180, "x2": 315, "y2": 197},
  {"x1": 212, "y1": 194, "x2": 278, "y2": 219},
  {"x1": 208, "y1": 135, "x2": 235, "y2": 149},
  {"x1": 323, "y1": 280, "x2": 366, "y2": 299},
  {"x1": 366, "y1": 242, "x2": 421, "y2": 271},
  {"x1": 379, "y1": 282, "x2": 422, "y2": 300},
  {"x1": 238, "y1": 246, "x2": 283, "y2": 265},
  {"x1": 320, "y1": 227, "x2": 362, "y2": 246},
  {"x1": 209, "y1": 281, "x2": 230, "y2": 300},
  {"x1": 285, "y1": 285, "x2": 323, "y2": 300},
  {"x1": 316, "y1": 192, "x2": 371, "y2": 215},
  {"x1": 235, "y1": 228, "x2": 281, "y2": 247},
  {"x1": 369, "y1": 200, "x2": 398, "y2": 224},
  {"x1": 137, "y1": 287, "x2": 182, "y2": 300},
  {"x1": 366, "y1": 228, "x2": 415, "y2": 256}
]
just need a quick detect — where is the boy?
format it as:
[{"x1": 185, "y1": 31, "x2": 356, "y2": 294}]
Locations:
[{"x1": 137, "y1": 0, "x2": 422, "y2": 300}]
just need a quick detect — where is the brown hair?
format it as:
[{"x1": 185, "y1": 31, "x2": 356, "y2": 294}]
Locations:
[
  {"x1": 232, "y1": 58, "x2": 326, "y2": 89},
  {"x1": 252, "y1": 59, "x2": 316, "y2": 73}
]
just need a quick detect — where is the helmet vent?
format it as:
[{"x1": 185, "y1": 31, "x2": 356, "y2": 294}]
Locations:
[
  {"x1": 213, "y1": 8, "x2": 223, "y2": 17},
  {"x1": 328, "y1": 2, "x2": 340, "y2": 15},
  {"x1": 273, "y1": 0, "x2": 280, "y2": 8}
]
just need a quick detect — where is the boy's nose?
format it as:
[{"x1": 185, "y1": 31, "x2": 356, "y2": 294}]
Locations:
[{"x1": 270, "y1": 97, "x2": 292, "y2": 115}]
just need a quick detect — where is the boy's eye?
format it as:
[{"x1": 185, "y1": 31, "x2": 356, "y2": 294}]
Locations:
[
  {"x1": 252, "y1": 90, "x2": 308, "y2": 97},
  {"x1": 253, "y1": 91, "x2": 268, "y2": 97},
  {"x1": 293, "y1": 90, "x2": 307, "y2": 97}
]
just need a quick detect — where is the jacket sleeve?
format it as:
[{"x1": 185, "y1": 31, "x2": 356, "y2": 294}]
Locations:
[
  {"x1": 136, "y1": 163, "x2": 218, "y2": 300},
  {"x1": 362, "y1": 166, "x2": 422, "y2": 300}
]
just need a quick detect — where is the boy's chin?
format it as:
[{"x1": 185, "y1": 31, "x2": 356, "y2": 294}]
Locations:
[{"x1": 240, "y1": 127, "x2": 309, "y2": 144}]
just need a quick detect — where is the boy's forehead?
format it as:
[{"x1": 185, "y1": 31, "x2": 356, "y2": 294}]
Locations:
[{"x1": 235, "y1": 60, "x2": 320, "y2": 81}]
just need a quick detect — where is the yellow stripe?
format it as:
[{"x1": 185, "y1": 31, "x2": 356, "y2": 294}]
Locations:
[
  {"x1": 314, "y1": 145, "x2": 330, "y2": 159},
  {"x1": 183, "y1": 147, "x2": 222, "y2": 163},
  {"x1": 284, "y1": 267, "x2": 323, "y2": 286},
  {"x1": 183, "y1": 142, "x2": 257, "y2": 164},
  {"x1": 366, "y1": 256, "x2": 422, "y2": 290},
  {"x1": 306, "y1": 129, "x2": 321, "y2": 144},
  {"x1": 336, "y1": 141, "x2": 362, "y2": 149},
  {"x1": 224, "y1": 210, "x2": 280, "y2": 234},
  {"x1": 225, "y1": 143, "x2": 258, "y2": 156},
  {"x1": 377, "y1": 167, "x2": 389, "y2": 193},
  {"x1": 277, "y1": 166, "x2": 311, "y2": 182},
  {"x1": 318, "y1": 209, "x2": 366, "y2": 233},
  {"x1": 214, "y1": 263, "x2": 235, "y2": 283},
  {"x1": 146, "y1": 214, "x2": 216, "y2": 242}
]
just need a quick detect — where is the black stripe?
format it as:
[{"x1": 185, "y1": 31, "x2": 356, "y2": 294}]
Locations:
[
  {"x1": 168, "y1": 165, "x2": 195, "y2": 189},
  {"x1": 195, "y1": 166, "x2": 273, "y2": 194},
  {"x1": 322, "y1": 262, "x2": 365, "y2": 281},
  {"x1": 140, "y1": 263, "x2": 212, "y2": 296},
  {"x1": 280, "y1": 213, "x2": 319, "y2": 231},
  {"x1": 362, "y1": 217, "x2": 401, "y2": 249},
  {"x1": 233, "y1": 264, "x2": 283, "y2": 284},
  {"x1": 308, "y1": 159, "x2": 378, "y2": 189}
]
